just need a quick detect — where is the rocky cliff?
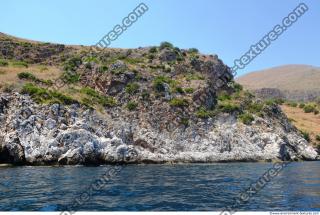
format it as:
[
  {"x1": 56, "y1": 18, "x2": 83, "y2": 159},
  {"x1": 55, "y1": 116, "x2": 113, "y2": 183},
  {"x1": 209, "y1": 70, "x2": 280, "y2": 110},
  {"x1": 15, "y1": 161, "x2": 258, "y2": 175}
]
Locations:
[{"x1": 0, "y1": 33, "x2": 318, "y2": 165}]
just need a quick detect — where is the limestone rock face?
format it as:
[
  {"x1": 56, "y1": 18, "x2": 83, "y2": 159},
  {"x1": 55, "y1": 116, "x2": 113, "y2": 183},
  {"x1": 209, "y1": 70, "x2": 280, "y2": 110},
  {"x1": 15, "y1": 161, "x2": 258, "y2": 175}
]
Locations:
[{"x1": 0, "y1": 93, "x2": 318, "y2": 165}]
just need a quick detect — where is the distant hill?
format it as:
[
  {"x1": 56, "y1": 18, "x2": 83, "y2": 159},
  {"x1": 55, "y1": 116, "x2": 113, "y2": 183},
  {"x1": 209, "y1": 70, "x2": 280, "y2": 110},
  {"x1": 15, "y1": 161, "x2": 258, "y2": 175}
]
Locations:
[{"x1": 236, "y1": 65, "x2": 320, "y2": 102}]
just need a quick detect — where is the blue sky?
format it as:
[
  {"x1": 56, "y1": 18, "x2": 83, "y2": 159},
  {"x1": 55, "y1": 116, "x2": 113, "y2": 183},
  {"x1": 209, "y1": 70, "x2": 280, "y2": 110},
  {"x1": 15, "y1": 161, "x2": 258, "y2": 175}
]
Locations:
[{"x1": 1, "y1": 0, "x2": 319, "y2": 76}]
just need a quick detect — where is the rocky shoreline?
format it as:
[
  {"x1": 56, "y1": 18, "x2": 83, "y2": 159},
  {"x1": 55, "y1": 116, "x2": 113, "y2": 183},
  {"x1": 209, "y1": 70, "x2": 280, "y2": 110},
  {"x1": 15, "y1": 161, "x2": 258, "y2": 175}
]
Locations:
[
  {"x1": 0, "y1": 34, "x2": 319, "y2": 165},
  {"x1": 0, "y1": 93, "x2": 318, "y2": 165}
]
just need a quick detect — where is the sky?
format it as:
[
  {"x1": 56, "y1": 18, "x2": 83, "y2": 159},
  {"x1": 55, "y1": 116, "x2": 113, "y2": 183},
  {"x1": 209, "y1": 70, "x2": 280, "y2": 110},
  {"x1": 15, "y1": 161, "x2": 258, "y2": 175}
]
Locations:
[{"x1": 0, "y1": 0, "x2": 319, "y2": 76}]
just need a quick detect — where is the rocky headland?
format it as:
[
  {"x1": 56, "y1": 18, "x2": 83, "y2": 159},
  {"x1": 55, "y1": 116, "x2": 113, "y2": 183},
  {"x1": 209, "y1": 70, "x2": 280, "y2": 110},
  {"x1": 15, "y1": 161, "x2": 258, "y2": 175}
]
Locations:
[{"x1": 0, "y1": 33, "x2": 318, "y2": 165}]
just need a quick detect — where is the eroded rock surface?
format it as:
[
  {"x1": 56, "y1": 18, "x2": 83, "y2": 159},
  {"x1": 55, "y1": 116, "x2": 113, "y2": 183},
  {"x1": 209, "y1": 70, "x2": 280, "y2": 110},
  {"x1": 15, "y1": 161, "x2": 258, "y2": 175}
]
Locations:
[{"x1": 0, "y1": 93, "x2": 318, "y2": 165}]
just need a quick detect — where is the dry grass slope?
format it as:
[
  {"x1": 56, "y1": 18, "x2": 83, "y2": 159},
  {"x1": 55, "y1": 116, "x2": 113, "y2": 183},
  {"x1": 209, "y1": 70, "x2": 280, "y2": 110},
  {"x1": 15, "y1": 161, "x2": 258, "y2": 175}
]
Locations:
[
  {"x1": 236, "y1": 65, "x2": 320, "y2": 101},
  {"x1": 281, "y1": 104, "x2": 320, "y2": 147},
  {"x1": 237, "y1": 65, "x2": 320, "y2": 91}
]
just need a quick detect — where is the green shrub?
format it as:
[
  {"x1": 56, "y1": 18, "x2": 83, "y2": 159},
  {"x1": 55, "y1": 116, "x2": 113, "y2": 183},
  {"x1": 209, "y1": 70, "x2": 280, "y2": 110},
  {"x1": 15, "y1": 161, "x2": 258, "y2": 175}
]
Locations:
[
  {"x1": 185, "y1": 73, "x2": 204, "y2": 81},
  {"x1": 12, "y1": 61, "x2": 28, "y2": 68},
  {"x1": 301, "y1": 131, "x2": 310, "y2": 142},
  {"x1": 21, "y1": 83, "x2": 45, "y2": 96},
  {"x1": 99, "y1": 96, "x2": 117, "y2": 107},
  {"x1": 287, "y1": 101, "x2": 298, "y2": 107},
  {"x1": 264, "y1": 99, "x2": 275, "y2": 106},
  {"x1": 317, "y1": 144, "x2": 320, "y2": 153},
  {"x1": 81, "y1": 97, "x2": 94, "y2": 108},
  {"x1": 264, "y1": 98, "x2": 285, "y2": 106},
  {"x1": 50, "y1": 91, "x2": 75, "y2": 105},
  {"x1": 62, "y1": 71, "x2": 81, "y2": 83},
  {"x1": 126, "y1": 101, "x2": 138, "y2": 111},
  {"x1": 232, "y1": 82, "x2": 243, "y2": 92},
  {"x1": 180, "y1": 118, "x2": 189, "y2": 126},
  {"x1": 141, "y1": 90, "x2": 150, "y2": 100},
  {"x1": 17, "y1": 72, "x2": 36, "y2": 81},
  {"x1": 21, "y1": 83, "x2": 76, "y2": 105},
  {"x1": 174, "y1": 47, "x2": 181, "y2": 53},
  {"x1": 185, "y1": 88, "x2": 194, "y2": 94},
  {"x1": 148, "y1": 54, "x2": 155, "y2": 60},
  {"x1": 124, "y1": 58, "x2": 144, "y2": 64},
  {"x1": 188, "y1": 48, "x2": 199, "y2": 53},
  {"x1": 63, "y1": 56, "x2": 82, "y2": 71},
  {"x1": 316, "y1": 135, "x2": 320, "y2": 142},
  {"x1": 299, "y1": 103, "x2": 305, "y2": 108},
  {"x1": 17, "y1": 72, "x2": 52, "y2": 86},
  {"x1": 80, "y1": 87, "x2": 100, "y2": 97},
  {"x1": 174, "y1": 87, "x2": 184, "y2": 94},
  {"x1": 275, "y1": 98, "x2": 285, "y2": 105},
  {"x1": 159, "y1": 41, "x2": 174, "y2": 50},
  {"x1": 98, "y1": 65, "x2": 108, "y2": 73},
  {"x1": 38, "y1": 79, "x2": 53, "y2": 86},
  {"x1": 217, "y1": 92, "x2": 231, "y2": 101},
  {"x1": 304, "y1": 104, "x2": 315, "y2": 113},
  {"x1": 125, "y1": 83, "x2": 140, "y2": 95},
  {"x1": 169, "y1": 98, "x2": 189, "y2": 107},
  {"x1": 239, "y1": 113, "x2": 254, "y2": 125},
  {"x1": 80, "y1": 87, "x2": 116, "y2": 107},
  {"x1": 153, "y1": 76, "x2": 176, "y2": 92},
  {"x1": 83, "y1": 56, "x2": 99, "y2": 63},
  {"x1": 196, "y1": 107, "x2": 215, "y2": 119},
  {"x1": 164, "y1": 65, "x2": 172, "y2": 73},
  {"x1": 149, "y1": 47, "x2": 158, "y2": 53},
  {"x1": 0, "y1": 59, "x2": 8, "y2": 67},
  {"x1": 218, "y1": 101, "x2": 240, "y2": 113},
  {"x1": 176, "y1": 55, "x2": 184, "y2": 62},
  {"x1": 248, "y1": 102, "x2": 264, "y2": 114}
]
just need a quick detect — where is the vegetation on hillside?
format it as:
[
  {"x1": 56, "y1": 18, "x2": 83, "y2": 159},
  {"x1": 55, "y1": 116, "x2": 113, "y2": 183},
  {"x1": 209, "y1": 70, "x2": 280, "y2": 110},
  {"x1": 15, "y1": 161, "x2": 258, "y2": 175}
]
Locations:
[{"x1": 0, "y1": 35, "x2": 304, "y2": 130}]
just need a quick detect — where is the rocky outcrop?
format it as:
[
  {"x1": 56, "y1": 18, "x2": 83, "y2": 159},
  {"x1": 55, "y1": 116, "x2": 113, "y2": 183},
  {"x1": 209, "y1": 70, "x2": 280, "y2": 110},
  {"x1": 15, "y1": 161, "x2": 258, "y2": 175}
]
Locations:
[
  {"x1": 0, "y1": 39, "x2": 66, "y2": 64},
  {"x1": 0, "y1": 93, "x2": 318, "y2": 165},
  {"x1": 254, "y1": 88, "x2": 286, "y2": 100},
  {"x1": 0, "y1": 34, "x2": 318, "y2": 165},
  {"x1": 253, "y1": 88, "x2": 320, "y2": 102}
]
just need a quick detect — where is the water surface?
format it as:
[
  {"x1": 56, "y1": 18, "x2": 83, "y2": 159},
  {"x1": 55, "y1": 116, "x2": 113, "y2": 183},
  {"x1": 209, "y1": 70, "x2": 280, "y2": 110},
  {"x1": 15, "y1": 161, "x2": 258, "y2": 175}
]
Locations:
[{"x1": 0, "y1": 162, "x2": 319, "y2": 211}]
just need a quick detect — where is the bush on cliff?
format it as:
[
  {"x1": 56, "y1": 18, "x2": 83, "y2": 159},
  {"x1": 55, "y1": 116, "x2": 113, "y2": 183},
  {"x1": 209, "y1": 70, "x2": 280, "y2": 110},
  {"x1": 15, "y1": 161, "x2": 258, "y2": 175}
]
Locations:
[
  {"x1": 21, "y1": 83, "x2": 76, "y2": 105},
  {"x1": 304, "y1": 104, "x2": 315, "y2": 113},
  {"x1": 301, "y1": 131, "x2": 310, "y2": 142},
  {"x1": 80, "y1": 87, "x2": 116, "y2": 107},
  {"x1": 239, "y1": 113, "x2": 254, "y2": 125},
  {"x1": 0, "y1": 59, "x2": 8, "y2": 67},
  {"x1": 196, "y1": 107, "x2": 216, "y2": 119},
  {"x1": 126, "y1": 101, "x2": 138, "y2": 111},
  {"x1": 159, "y1": 41, "x2": 174, "y2": 50},
  {"x1": 125, "y1": 83, "x2": 140, "y2": 95},
  {"x1": 218, "y1": 101, "x2": 240, "y2": 113},
  {"x1": 18, "y1": 72, "x2": 36, "y2": 81},
  {"x1": 11, "y1": 61, "x2": 28, "y2": 68},
  {"x1": 169, "y1": 98, "x2": 189, "y2": 107}
]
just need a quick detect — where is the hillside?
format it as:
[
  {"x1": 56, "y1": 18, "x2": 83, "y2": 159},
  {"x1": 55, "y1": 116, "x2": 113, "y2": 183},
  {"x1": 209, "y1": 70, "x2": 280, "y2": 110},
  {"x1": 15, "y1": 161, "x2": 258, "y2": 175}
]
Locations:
[
  {"x1": 0, "y1": 33, "x2": 318, "y2": 165},
  {"x1": 236, "y1": 65, "x2": 320, "y2": 102}
]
